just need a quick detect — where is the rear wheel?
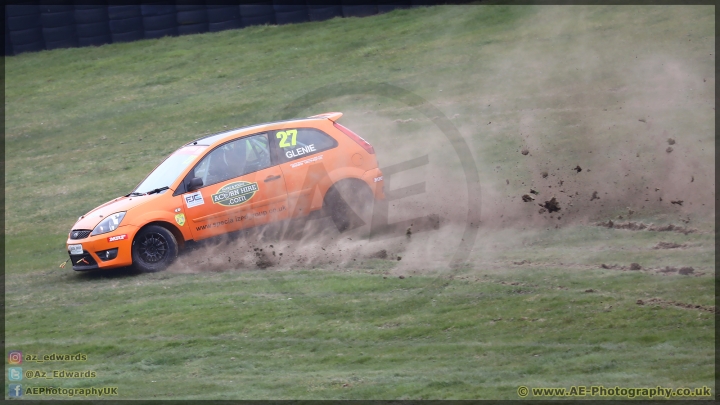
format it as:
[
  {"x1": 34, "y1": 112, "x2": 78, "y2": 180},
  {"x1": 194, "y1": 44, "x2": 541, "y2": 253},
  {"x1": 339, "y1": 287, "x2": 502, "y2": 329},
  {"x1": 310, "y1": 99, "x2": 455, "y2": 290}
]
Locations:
[
  {"x1": 132, "y1": 225, "x2": 178, "y2": 272},
  {"x1": 325, "y1": 180, "x2": 374, "y2": 233}
]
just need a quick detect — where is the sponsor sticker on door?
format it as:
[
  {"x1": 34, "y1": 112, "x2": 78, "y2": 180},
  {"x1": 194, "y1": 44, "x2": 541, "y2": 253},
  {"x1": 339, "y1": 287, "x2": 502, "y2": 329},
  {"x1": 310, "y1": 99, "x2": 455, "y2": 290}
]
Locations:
[
  {"x1": 211, "y1": 181, "x2": 259, "y2": 207},
  {"x1": 184, "y1": 191, "x2": 205, "y2": 208},
  {"x1": 175, "y1": 213, "x2": 186, "y2": 226}
]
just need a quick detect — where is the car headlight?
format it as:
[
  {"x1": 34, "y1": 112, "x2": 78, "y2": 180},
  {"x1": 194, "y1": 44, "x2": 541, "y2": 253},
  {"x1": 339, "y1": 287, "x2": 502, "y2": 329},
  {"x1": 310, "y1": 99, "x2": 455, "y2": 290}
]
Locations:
[{"x1": 90, "y1": 212, "x2": 126, "y2": 236}]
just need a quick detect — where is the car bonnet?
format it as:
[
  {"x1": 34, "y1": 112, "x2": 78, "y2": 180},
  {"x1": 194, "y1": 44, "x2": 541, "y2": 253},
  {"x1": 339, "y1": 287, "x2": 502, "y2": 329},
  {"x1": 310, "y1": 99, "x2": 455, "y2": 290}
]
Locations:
[{"x1": 71, "y1": 193, "x2": 163, "y2": 231}]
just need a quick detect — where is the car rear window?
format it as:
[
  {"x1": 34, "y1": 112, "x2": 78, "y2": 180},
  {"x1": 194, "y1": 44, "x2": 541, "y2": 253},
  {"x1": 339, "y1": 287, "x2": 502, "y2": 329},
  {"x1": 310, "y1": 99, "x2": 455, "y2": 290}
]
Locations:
[{"x1": 274, "y1": 128, "x2": 337, "y2": 163}]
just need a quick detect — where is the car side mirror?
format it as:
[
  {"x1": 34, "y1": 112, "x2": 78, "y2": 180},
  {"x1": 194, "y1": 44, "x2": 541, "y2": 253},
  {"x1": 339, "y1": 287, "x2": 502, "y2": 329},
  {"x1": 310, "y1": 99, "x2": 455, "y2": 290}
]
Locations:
[{"x1": 187, "y1": 177, "x2": 203, "y2": 191}]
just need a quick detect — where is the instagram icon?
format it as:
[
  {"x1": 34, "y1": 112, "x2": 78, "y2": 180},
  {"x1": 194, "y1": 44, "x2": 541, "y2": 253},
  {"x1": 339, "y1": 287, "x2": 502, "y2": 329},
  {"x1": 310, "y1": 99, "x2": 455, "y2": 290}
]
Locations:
[{"x1": 8, "y1": 351, "x2": 22, "y2": 365}]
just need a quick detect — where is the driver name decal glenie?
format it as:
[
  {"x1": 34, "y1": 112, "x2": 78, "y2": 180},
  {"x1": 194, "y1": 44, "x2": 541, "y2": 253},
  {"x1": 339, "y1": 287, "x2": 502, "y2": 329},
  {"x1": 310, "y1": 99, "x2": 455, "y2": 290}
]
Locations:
[{"x1": 211, "y1": 181, "x2": 259, "y2": 206}]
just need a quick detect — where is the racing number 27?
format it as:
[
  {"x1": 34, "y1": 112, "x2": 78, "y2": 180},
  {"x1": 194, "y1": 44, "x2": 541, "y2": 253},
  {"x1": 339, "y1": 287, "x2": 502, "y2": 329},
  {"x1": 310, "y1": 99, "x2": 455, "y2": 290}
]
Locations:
[{"x1": 276, "y1": 129, "x2": 297, "y2": 147}]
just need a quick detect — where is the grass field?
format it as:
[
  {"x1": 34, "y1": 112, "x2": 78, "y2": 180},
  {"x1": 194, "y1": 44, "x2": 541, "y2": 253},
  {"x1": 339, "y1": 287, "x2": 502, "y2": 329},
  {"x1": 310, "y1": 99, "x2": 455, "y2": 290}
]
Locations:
[{"x1": 4, "y1": 4, "x2": 715, "y2": 400}]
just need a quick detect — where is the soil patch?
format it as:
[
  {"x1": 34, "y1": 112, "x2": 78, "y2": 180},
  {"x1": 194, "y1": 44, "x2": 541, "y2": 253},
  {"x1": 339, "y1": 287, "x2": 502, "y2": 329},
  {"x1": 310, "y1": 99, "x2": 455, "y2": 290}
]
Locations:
[
  {"x1": 595, "y1": 221, "x2": 696, "y2": 235},
  {"x1": 637, "y1": 297, "x2": 716, "y2": 314},
  {"x1": 653, "y1": 242, "x2": 686, "y2": 249}
]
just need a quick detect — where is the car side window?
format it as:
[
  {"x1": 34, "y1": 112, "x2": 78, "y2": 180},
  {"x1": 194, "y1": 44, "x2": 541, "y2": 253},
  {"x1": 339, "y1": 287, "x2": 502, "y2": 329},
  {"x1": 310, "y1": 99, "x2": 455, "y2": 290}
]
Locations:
[
  {"x1": 274, "y1": 128, "x2": 338, "y2": 163},
  {"x1": 188, "y1": 133, "x2": 271, "y2": 188}
]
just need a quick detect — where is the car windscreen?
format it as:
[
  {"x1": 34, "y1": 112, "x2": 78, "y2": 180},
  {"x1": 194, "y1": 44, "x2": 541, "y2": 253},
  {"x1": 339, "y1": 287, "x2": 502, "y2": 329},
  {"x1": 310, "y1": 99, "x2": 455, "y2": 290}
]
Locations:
[{"x1": 133, "y1": 145, "x2": 207, "y2": 194}]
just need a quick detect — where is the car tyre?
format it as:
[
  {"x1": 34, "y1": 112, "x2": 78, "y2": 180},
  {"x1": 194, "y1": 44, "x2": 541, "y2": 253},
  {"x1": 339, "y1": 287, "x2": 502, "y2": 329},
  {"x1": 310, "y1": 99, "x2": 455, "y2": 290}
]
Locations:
[
  {"x1": 325, "y1": 180, "x2": 374, "y2": 233},
  {"x1": 132, "y1": 225, "x2": 178, "y2": 272}
]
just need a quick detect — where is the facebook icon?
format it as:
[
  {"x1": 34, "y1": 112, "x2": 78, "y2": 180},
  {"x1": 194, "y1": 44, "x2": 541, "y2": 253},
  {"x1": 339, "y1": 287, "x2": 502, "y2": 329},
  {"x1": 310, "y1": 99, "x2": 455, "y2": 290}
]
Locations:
[{"x1": 8, "y1": 384, "x2": 23, "y2": 397}]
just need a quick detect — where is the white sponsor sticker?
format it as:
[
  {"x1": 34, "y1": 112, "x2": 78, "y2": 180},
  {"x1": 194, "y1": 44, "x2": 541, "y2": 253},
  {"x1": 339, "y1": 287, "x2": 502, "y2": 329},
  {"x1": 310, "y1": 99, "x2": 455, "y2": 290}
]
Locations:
[
  {"x1": 184, "y1": 191, "x2": 205, "y2": 208},
  {"x1": 290, "y1": 154, "x2": 324, "y2": 168},
  {"x1": 374, "y1": 176, "x2": 383, "y2": 182},
  {"x1": 107, "y1": 234, "x2": 128, "y2": 242},
  {"x1": 69, "y1": 244, "x2": 83, "y2": 255}
]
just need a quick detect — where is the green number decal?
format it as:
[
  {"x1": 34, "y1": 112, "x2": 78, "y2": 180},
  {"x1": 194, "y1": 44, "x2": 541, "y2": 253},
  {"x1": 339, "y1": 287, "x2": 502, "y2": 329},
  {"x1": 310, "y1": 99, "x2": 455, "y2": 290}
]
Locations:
[
  {"x1": 276, "y1": 131, "x2": 288, "y2": 147},
  {"x1": 276, "y1": 130, "x2": 298, "y2": 147},
  {"x1": 287, "y1": 129, "x2": 297, "y2": 146}
]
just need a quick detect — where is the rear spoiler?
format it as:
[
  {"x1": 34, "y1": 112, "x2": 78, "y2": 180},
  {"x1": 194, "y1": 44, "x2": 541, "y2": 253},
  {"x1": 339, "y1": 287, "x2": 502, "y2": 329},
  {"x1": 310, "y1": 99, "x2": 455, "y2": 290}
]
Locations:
[{"x1": 308, "y1": 112, "x2": 343, "y2": 122}]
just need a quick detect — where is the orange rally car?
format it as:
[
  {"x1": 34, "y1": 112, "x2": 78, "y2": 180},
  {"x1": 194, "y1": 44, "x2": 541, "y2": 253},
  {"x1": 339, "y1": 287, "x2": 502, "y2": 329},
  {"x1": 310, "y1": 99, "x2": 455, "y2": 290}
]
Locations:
[{"x1": 66, "y1": 112, "x2": 384, "y2": 272}]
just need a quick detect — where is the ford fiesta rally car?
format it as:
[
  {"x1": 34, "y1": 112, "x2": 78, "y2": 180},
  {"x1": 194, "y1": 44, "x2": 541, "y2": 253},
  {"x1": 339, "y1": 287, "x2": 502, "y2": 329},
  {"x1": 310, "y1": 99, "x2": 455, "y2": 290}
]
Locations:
[{"x1": 66, "y1": 112, "x2": 384, "y2": 272}]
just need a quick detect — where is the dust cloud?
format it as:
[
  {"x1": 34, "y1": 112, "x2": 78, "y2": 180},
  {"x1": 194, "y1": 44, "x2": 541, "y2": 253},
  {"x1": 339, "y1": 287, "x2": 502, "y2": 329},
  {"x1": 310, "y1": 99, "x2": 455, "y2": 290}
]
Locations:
[
  {"x1": 447, "y1": 6, "x2": 714, "y2": 230},
  {"x1": 170, "y1": 6, "x2": 713, "y2": 274}
]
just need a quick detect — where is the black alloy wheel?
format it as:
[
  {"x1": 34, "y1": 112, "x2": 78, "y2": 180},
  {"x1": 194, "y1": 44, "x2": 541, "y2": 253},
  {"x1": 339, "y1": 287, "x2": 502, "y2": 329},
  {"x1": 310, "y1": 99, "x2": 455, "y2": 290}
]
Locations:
[{"x1": 131, "y1": 225, "x2": 178, "y2": 272}]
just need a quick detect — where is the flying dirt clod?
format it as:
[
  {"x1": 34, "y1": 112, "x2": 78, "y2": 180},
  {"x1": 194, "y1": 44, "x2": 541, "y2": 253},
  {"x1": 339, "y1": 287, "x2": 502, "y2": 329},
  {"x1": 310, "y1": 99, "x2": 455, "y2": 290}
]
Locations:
[{"x1": 538, "y1": 197, "x2": 560, "y2": 213}]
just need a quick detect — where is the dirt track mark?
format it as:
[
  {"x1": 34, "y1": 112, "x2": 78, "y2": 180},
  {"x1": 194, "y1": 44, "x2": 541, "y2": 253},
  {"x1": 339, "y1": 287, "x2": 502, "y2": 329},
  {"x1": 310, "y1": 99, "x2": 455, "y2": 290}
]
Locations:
[
  {"x1": 476, "y1": 260, "x2": 709, "y2": 277},
  {"x1": 595, "y1": 220, "x2": 697, "y2": 234},
  {"x1": 657, "y1": 266, "x2": 695, "y2": 275},
  {"x1": 636, "y1": 297, "x2": 716, "y2": 314},
  {"x1": 653, "y1": 242, "x2": 687, "y2": 249}
]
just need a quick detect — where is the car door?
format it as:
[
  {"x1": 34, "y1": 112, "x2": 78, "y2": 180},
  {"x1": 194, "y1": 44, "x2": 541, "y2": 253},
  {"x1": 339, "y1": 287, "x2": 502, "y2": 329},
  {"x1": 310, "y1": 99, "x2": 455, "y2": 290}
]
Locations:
[
  {"x1": 182, "y1": 133, "x2": 289, "y2": 240},
  {"x1": 272, "y1": 127, "x2": 339, "y2": 218}
]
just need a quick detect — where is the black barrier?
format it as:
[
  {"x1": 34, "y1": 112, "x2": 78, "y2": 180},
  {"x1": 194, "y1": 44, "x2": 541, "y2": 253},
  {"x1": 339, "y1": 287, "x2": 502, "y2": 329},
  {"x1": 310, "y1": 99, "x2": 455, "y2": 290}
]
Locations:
[
  {"x1": 273, "y1": 1, "x2": 309, "y2": 25},
  {"x1": 74, "y1": 5, "x2": 110, "y2": 47},
  {"x1": 40, "y1": 4, "x2": 76, "y2": 50},
  {"x1": 5, "y1": 2, "x2": 465, "y2": 55},
  {"x1": 7, "y1": 4, "x2": 44, "y2": 54},
  {"x1": 141, "y1": 4, "x2": 177, "y2": 39},
  {"x1": 342, "y1": 1, "x2": 379, "y2": 18},
  {"x1": 206, "y1": 5, "x2": 240, "y2": 33},
  {"x1": 377, "y1": 0, "x2": 412, "y2": 14},
  {"x1": 176, "y1": 4, "x2": 207, "y2": 36},
  {"x1": 5, "y1": 13, "x2": 13, "y2": 55},
  {"x1": 108, "y1": 5, "x2": 143, "y2": 43},
  {"x1": 307, "y1": 5, "x2": 343, "y2": 22},
  {"x1": 240, "y1": 3, "x2": 275, "y2": 27}
]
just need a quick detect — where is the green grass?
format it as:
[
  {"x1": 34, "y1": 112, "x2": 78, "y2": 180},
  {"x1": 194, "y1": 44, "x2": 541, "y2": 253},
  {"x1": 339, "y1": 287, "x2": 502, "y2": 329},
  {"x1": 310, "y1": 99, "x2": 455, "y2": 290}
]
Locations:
[
  {"x1": 4, "y1": 4, "x2": 715, "y2": 400},
  {"x1": 5, "y1": 232, "x2": 715, "y2": 399}
]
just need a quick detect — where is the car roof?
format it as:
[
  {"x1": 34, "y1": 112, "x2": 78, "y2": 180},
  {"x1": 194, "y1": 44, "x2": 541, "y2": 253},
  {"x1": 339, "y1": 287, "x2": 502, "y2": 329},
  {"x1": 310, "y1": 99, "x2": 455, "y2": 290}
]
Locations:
[{"x1": 185, "y1": 112, "x2": 343, "y2": 147}]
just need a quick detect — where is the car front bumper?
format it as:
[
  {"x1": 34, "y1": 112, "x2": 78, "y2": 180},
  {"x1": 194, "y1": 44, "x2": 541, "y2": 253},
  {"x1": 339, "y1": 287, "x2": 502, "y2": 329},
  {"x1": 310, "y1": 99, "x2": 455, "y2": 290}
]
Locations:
[{"x1": 66, "y1": 225, "x2": 139, "y2": 271}]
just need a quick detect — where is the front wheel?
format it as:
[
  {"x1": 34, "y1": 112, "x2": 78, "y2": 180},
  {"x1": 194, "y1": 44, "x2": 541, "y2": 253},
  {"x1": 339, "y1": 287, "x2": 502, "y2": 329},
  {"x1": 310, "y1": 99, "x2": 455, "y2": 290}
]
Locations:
[{"x1": 131, "y1": 225, "x2": 178, "y2": 272}]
